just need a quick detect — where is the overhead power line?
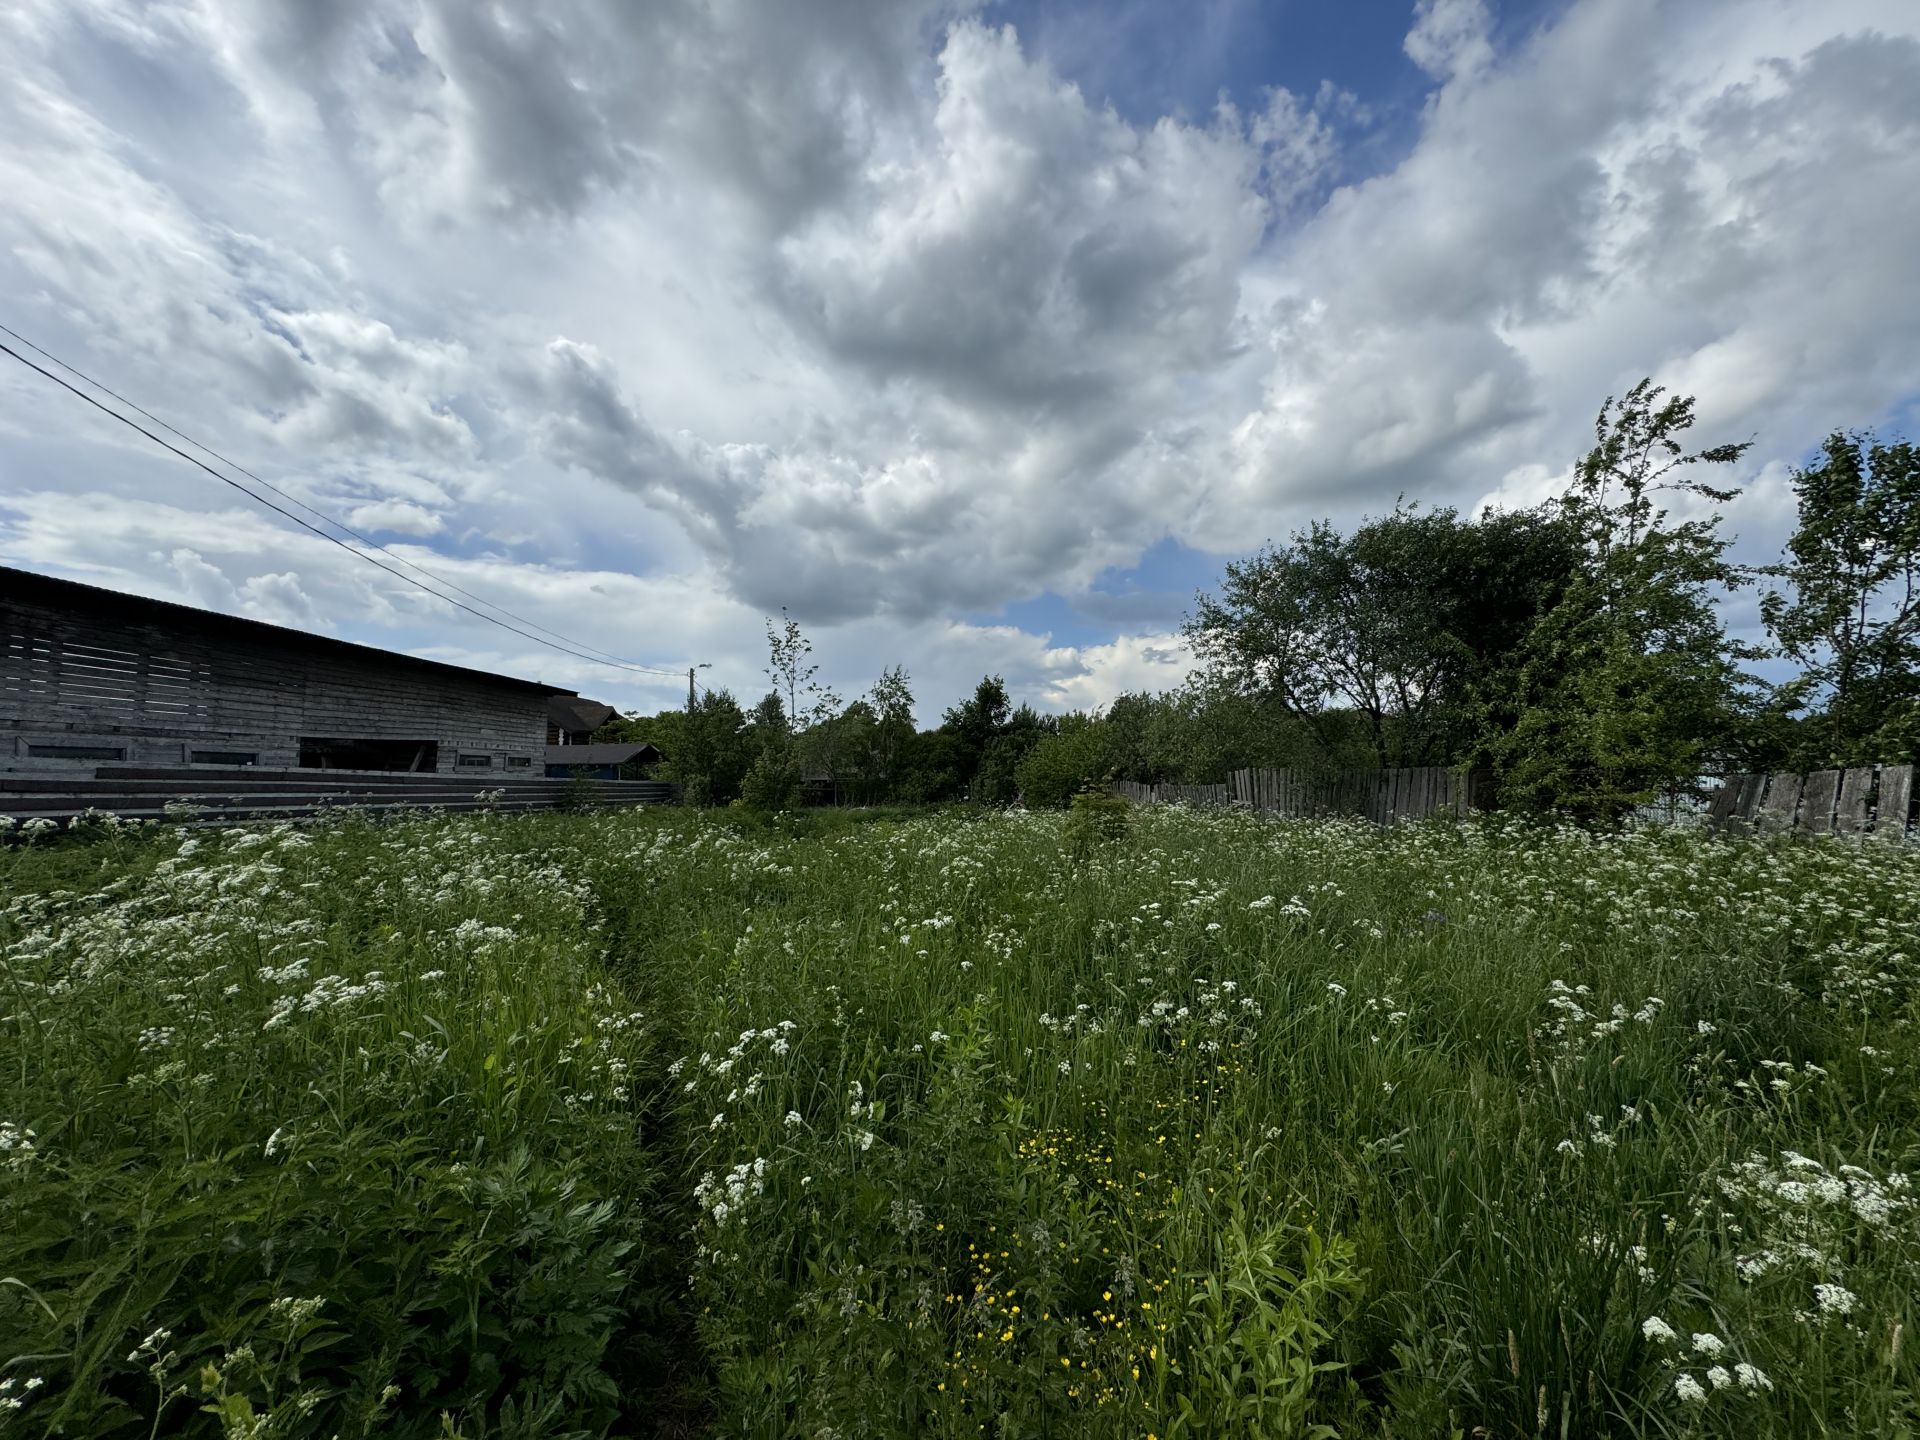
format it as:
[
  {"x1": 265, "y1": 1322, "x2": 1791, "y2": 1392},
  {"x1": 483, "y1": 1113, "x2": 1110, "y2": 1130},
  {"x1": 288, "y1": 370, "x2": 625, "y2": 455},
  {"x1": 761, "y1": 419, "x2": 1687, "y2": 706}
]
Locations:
[{"x1": 0, "y1": 326, "x2": 695, "y2": 683}]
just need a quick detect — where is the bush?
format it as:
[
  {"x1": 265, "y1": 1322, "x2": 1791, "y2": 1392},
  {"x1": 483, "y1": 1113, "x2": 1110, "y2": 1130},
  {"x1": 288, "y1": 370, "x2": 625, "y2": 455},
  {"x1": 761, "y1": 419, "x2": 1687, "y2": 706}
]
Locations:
[
  {"x1": 1062, "y1": 786, "x2": 1132, "y2": 856},
  {"x1": 739, "y1": 748, "x2": 799, "y2": 811},
  {"x1": 1015, "y1": 726, "x2": 1110, "y2": 808}
]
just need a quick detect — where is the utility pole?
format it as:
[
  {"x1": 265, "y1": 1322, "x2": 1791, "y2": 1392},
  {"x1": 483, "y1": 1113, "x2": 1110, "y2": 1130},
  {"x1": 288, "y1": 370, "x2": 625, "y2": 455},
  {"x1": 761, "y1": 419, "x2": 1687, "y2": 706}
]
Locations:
[{"x1": 688, "y1": 666, "x2": 696, "y2": 714}]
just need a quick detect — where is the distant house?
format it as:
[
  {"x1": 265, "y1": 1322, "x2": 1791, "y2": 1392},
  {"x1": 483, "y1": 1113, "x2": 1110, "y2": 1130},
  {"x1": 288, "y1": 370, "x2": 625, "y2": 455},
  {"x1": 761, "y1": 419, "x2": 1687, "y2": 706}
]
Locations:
[
  {"x1": 544, "y1": 741, "x2": 663, "y2": 780},
  {"x1": 2, "y1": 565, "x2": 574, "y2": 775},
  {"x1": 547, "y1": 695, "x2": 616, "y2": 745}
]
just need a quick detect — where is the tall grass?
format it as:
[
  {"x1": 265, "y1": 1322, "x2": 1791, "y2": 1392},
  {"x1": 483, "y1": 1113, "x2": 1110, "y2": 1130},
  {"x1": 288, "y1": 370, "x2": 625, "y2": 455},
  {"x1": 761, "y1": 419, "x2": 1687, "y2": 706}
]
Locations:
[{"x1": 4, "y1": 805, "x2": 1917, "y2": 1437}]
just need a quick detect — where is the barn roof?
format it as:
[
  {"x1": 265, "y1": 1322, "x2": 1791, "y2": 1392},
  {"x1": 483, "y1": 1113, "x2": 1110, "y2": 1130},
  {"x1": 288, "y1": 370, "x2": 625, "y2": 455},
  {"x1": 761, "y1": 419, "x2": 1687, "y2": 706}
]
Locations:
[
  {"x1": 548, "y1": 695, "x2": 618, "y2": 733},
  {"x1": 1, "y1": 564, "x2": 572, "y2": 697}
]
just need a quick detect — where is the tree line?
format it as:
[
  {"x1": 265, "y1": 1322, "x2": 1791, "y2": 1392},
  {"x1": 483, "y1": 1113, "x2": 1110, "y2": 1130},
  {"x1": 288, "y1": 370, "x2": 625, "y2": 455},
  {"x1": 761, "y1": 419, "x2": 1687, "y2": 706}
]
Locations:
[{"x1": 598, "y1": 380, "x2": 1918, "y2": 819}]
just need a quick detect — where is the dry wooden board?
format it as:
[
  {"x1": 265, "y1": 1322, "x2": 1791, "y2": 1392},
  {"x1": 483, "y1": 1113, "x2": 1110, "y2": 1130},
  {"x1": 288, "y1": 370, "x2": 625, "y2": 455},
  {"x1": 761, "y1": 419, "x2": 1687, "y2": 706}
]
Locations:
[
  {"x1": 1733, "y1": 773, "x2": 1767, "y2": 823},
  {"x1": 1759, "y1": 772, "x2": 1803, "y2": 832},
  {"x1": 1874, "y1": 764, "x2": 1913, "y2": 840},
  {"x1": 1833, "y1": 768, "x2": 1873, "y2": 835},
  {"x1": 1797, "y1": 770, "x2": 1841, "y2": 834},
  {"x1": 1707, "y1": 775, "x2": 1743, "y2": 824}
]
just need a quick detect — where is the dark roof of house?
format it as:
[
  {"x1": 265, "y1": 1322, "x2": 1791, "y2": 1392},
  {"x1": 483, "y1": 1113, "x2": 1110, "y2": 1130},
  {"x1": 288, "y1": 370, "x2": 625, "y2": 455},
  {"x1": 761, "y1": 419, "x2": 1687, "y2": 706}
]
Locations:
[
  {"x1": 2, "y1": 564, "x2": 571, "y2": 696},
  {"x1": 547, "y1": 695, "x2": 618, "y2": 733},
  {"x1": 545, "y1": 743, "x2": 662, "y2": 766}
]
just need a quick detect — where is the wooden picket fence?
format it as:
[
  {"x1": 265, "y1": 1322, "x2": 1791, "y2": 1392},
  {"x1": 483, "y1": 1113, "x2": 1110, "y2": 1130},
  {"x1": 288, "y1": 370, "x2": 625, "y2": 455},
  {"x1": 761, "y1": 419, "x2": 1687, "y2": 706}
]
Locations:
[
  {"x1": 1114, "y1": 766, "x2": 1492, "y2": 824},
  {"x1": 1706, "y1": 763, "x2": 1912, "y2": 839}
]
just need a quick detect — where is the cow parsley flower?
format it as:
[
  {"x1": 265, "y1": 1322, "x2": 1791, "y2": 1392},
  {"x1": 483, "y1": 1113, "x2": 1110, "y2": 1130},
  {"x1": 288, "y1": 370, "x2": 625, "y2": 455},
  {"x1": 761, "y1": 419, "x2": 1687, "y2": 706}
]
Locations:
[
  {"x1": 1812, "y1": 1283, "x2": 1856, "y2": 1315},
  {"x1": 1674, "y1": 1373, "x2": 1707, "y2": 1404},
  {"x1": 1642, "y1": 1316, "x2": 1679, "y2": 1343}
]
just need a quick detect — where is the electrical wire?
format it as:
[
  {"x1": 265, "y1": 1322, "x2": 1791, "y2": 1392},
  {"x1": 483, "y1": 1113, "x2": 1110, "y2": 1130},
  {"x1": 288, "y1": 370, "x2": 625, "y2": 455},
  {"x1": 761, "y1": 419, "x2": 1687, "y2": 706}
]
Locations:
[
  {"x1": 0, "y1": 334, "x2": 700, "y2": 683},
  {"x1": 0, "y1": 321, "x2": 690, "y2": 678}
]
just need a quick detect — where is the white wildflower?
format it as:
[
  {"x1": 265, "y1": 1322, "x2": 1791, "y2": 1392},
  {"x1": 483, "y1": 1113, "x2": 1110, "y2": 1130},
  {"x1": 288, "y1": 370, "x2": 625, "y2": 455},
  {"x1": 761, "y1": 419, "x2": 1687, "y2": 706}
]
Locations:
[{"x1": 1812, "y1": 1283, "x2": 1856, "y2": 1316}]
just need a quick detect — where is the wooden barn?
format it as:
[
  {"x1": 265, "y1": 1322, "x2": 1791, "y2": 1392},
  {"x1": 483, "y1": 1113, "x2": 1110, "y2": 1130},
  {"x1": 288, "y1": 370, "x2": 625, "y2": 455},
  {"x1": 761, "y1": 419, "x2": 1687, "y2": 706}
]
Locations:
[{"x1": 2, "y1": 565, "x2": 567, "y2": 775}]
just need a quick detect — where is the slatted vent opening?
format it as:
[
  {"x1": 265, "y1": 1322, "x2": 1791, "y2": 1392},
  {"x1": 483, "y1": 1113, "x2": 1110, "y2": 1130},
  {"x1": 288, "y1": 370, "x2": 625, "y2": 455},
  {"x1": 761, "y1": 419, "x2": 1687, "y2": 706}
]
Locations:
[
  {"x1": 25, "y1": 743, "x2": 126, "y2": 761},
  {"x1": 2, "y1": 627, "x2": 211, "y2": 718}
]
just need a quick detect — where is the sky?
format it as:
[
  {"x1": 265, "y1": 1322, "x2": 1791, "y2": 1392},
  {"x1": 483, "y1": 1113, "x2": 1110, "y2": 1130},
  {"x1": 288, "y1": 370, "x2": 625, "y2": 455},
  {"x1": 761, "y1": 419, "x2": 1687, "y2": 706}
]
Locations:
[{"x1": 3, "y1": 0, "x2": 1918, "y2": 724}]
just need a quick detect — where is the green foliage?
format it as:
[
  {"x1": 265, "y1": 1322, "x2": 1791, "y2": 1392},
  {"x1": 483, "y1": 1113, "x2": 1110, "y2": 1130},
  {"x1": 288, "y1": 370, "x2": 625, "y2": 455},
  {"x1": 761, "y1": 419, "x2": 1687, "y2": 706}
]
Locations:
[
  {"x1": 8, "y1": 807, "x2": 1920, "y2": 1437},
  {"x1": 1486, "y1": 380, "x2": 1754, "y2": 819},
  {"x1": 764, "y1": 608, "x2": 832, "y2": 730},
  {"x1": 0, "y1": 818, "x2": 662, "y2": 1439},
  {"x1": 1061, "y1": 786, "x2": 1132, "y2": 857},
  {"x1": 559, "y1": 769, "x2": 600, "y2": 811},
  {"x1": 1170, "y1": 1211, "x2": 1358, "y2": 1439},
  {"x1": 739, "y1": 744, "x2": 799, "y2": 811},
  {"x1": 973, "y1": 705, "x2": 1053, "y2": 806},
  {"x1": 864, "y1": 666, "x2": 918, "y2": 801},
  {"x1": 1188, "y1": 501, "x2": 1581, "y2": 768},
  {"x1": 1760, "y1": 430, "x2": 1920, "y2": 766},
  {"x1": 682, "y1": 688, "x2": 753, "y2": 805},
  {"x1": 1014, "y1": 721, "x2": 1111, "y2": 807}
]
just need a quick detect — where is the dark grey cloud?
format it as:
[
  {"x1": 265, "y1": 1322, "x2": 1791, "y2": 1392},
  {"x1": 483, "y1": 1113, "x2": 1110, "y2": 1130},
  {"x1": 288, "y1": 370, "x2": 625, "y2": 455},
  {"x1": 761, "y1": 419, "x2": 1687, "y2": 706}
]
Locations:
[{"x1": 3, "y1": 0, "x2": 1919, "y2": 716}]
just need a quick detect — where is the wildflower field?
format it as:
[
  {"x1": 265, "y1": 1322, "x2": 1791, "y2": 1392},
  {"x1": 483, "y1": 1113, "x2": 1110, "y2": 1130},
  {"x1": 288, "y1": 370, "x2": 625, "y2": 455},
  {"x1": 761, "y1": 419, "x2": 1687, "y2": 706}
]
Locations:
[{"x1": 2, "y1": 804, "x2": 1917, "y2": 1439}]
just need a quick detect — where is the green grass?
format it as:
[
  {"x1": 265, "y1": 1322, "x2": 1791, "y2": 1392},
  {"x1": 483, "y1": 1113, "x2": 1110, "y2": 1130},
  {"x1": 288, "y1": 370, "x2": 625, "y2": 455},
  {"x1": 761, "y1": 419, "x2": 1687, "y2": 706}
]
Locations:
[{"x1": 3, "y1": 805, "x2": 1917, "y2": 1437}]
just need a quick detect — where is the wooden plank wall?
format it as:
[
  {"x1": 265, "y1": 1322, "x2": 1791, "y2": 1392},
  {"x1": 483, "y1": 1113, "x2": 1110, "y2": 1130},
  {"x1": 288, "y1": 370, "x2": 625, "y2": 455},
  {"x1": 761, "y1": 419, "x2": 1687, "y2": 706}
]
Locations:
[
  {"x1": 1127, "y1": 760, "x2": 1918, "y2": 840},
  {"x1": 1120, "y1": 765, "x2": 1485, "y2": 824},
  {"x1": 1704, "y1": 763, "x2": 1913, "y2": 841},
  {"x1": 0, "y1": 765, "x2": 679, "y2": 825},
  {"x1": 3, "y1": 595, "x2": 549, "y2": 774}
]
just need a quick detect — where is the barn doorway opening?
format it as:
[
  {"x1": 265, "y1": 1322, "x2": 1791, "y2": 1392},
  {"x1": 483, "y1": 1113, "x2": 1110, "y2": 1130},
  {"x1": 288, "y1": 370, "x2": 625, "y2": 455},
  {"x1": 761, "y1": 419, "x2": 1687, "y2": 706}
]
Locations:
[{"x1": 298, "y1": 738, "x2": 439, "y2": 771}]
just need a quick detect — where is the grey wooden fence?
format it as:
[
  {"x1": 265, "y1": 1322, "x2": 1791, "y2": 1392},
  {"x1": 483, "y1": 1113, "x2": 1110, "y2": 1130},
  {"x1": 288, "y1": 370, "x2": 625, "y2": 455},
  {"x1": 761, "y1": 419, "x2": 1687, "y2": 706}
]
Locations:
[
  {"x1": 1114, "y1": 766, "x2": 1490, "y2": 823},
  {"x1": 1706, "y1": 763, "x2": 1912, "y2": 840}
]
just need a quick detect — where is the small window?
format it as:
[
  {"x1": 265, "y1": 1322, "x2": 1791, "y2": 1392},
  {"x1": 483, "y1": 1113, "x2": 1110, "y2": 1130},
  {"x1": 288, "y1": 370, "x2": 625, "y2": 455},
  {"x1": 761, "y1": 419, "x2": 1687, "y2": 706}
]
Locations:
[
  {"x1": 27, "y1": 743, "x2": 126, "y2": 761},
  {"x1": 456, "y1": 753, "x2": 493, "y2": 768},
  {"x1": 191, "y1": 750, "x2": 258, "y2": 767},
  {"x1": 505, "y1": 756, "x2": 532, "y2": 768}
]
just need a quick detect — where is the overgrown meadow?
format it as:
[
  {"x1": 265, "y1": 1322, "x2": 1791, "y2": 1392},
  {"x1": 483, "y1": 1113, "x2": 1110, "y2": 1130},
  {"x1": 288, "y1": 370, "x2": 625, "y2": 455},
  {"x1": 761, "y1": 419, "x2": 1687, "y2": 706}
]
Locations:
[{"x1": 3, "y1": 803, "x2": 1917, "y2": 1438}]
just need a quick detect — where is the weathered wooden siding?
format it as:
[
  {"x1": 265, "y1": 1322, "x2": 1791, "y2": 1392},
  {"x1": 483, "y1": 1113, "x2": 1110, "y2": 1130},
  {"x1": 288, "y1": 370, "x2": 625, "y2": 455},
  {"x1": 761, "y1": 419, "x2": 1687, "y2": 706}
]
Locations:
[
  {"x1": 1704, "y1": 764, "x2": 1913, "y2": 841},
  {"x1": 1116, "y1": 766, "x2": 1488, "y2": 824},
  {"x1": 3, "y1": 592, "x2": 549, "y2": 774},
  {"x1": 0, "y1": 766, "x2": 679, "y2": 825}
]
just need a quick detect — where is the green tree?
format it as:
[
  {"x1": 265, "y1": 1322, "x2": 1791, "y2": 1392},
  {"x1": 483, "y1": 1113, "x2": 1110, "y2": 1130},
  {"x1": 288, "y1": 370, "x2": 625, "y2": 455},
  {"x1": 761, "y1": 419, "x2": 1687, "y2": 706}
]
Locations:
[
  {"x1": 1487, "y1": 380, "x2": 1753, "y2": 820},
  {"x1": 765, "y1": 608, "x2": 818, "y2": 728},
  {"x1": 803, "y1": 699, "x2": 878, "y2": 804},
  {"x1": 740, "y1": 689, "x2": 798, "y2": 809},
  {"x1": 1187, "y1": 502, "x2": 1580, "y2": 767},
  {"x1": 940, "y1": 676, "x2": 1012, "y2": 798},
  {"x1": 678, "y1": 688, "x2": 751, "y2": 805},
  {"x1": 1760, "y1": 431, "x2": 1920, "y2": 765},
  {"x1": 867, "y1": 666, "x2": 917, "y2": 800},
  {"x1": 1014, "y1": 716, "x2": 1110, "y2": 807},
  {"x1": 975, "y1": 703, "x2": 1052, "y2": 806},
  {"x1": 894, "y1": 728, "x2": 969, "y2": 803}
]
